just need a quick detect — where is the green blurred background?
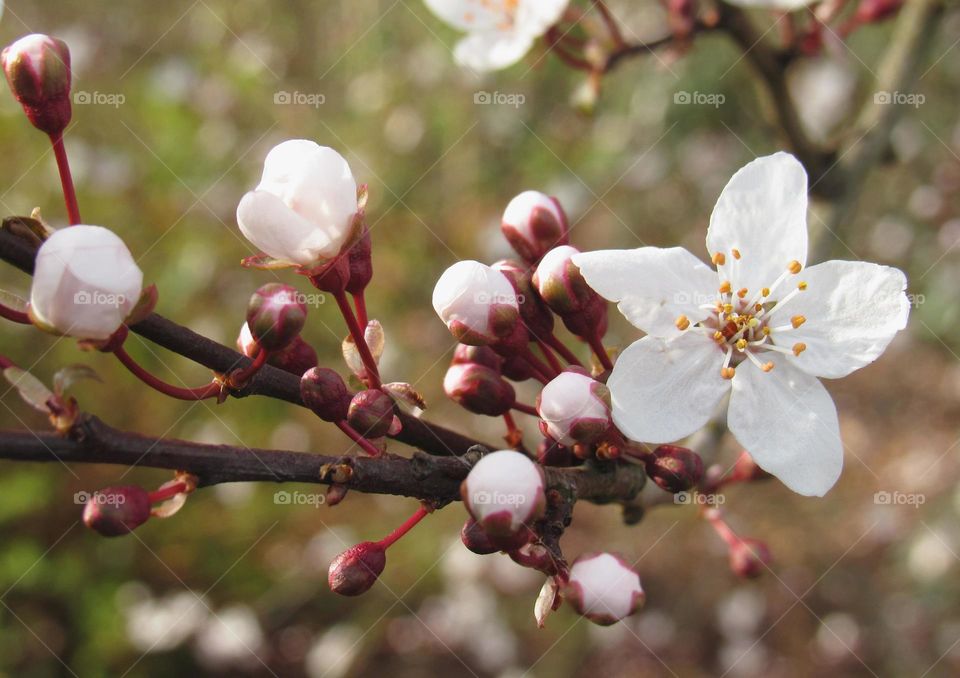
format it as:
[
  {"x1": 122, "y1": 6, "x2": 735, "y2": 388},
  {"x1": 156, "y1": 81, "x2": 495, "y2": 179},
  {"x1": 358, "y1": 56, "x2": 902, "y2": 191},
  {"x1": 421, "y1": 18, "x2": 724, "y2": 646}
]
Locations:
[{"x1": 0, "y1": 1, "x2": 958, "y2": 676}]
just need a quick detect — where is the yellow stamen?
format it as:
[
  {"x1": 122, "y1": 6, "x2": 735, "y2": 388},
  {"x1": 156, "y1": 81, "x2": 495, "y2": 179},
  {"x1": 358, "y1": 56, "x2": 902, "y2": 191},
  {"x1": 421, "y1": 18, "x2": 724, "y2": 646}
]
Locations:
[
  {"x1": 719, "y1": 281, "x2": 731, "y2": 294},
  {"x1": 791, "y1": 315, "x2": 806, "y2": 329},
  {"x1": 713, "y1": 253, "x2": 726, "y2": 266},
  {"x1": 713, "y1": 331, "x2": 724, "y2": 341},
  {"x1": 761, "y1": 361, "x2": 774, "y2": 372},
  {"x1": 762, "y1": 327, "x2": 771, "y2": 336},
  {"x1": 755, "y1": 303, "x2": 763, "y2": 312},
  {"x1": 721, "y1": 367, "x2": 736, "y2": 380},
  {"x1": 761, "y1": 287, "x2": 770, "y2": 297},
  {"x1": 748, "y1": 317, "x2": 760, "y2": 328},
  {"x1": 798, "y1": 281, "x2": 808, "y2": 291},
  {"x1": 732, "y1": 248, "x2": 741, "y2": 260},
  {"x1": 788, "y1": 260, "x2": 802, "y2": 274},
  {"x1": 737, "y1": 288, "x2": 748, "y2": 299},
  {"x1": 792, "y1": 342, "x2": 807, "y2": 356},
  {"x1": 722, "y1": 303, "x2": 734, "y2": 314},
  {"x1": 675, "y1": 314, "x2": 690, "y2": 331},
  {"x1": 736, "y1": 338, "x2": 747, "y2": 350}
]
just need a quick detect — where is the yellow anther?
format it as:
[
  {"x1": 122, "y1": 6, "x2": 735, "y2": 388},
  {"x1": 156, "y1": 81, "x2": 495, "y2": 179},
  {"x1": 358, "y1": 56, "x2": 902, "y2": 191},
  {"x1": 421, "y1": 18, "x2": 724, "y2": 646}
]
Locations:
[
  {"x1": 675, "y1": 314, "x2": 690, "y2": 331},
  {"x1": 732, "y1": 248, "x2": 741, "y2": 260},
  {"x1": 719, "y1": 281, "x2": 731, "y2": 294},
  {"x1": 713, "y1": 330, "x2": 724, "y2": 341},
  {"x1": 788, "y1": 260, "x2": 802, "y2": 274},
  {"x1": 722, "y1": 303, "x2": 734, "y2": 314},
  {"x1": 748, "y1": 317, "x2": 760, "y2": 328},
  {"x1": 721, "y1": 367, "x2": 736, "y2": 380},
  {"x1": 754, "y1": 303, "x2": 763, "y2": 312},
  {"x1": 737, "y1": 288, "x2": 748, "y2": 299},
  {"x1": 791, "y1": 315, "x2": 806, "y2": 329},
  {"x1": 792, "y1": 342, "x2": 807, "y2": 356},
  {"x1": 762, "y1": 327, "x2": 771, "y2": 336},
  {"x1": 736, "y1": 338, "x2": 747, "y2": 350},
  {"x1": 798, "y1": 281, "x2": 808, "y2": 291},
  {"x1": 713, "y1": 252, "x2": 726, "y2": 266},
  {"x1": 761, "y1": 361, "x2": 774, "y2": 372},
  {"x1": 761, "y1": 287, "x2": 770, "y2": 297}
]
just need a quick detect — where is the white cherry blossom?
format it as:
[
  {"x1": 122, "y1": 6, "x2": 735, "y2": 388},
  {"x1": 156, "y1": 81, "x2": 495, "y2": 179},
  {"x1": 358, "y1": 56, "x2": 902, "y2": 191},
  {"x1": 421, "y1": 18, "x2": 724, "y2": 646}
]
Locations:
[
  {"x1": 573, "y1": 152, "x2": 909, "y2": 496},
  {"x1": 423, "y1": 0, "x2": 569, "y2": 71}
]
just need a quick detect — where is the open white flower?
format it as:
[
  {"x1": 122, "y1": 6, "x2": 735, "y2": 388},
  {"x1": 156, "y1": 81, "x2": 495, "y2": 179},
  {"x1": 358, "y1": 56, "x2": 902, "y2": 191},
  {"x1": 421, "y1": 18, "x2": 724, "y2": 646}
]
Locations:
[
  {"x1": 574, "y1": 152, "x2": 909, "y2": 496},
  {"x1": 30, "y1": 225, "x2": 143, "y2": 340},
  {"x1": 237, "y1": 140, "x2": 358, "y2": 267},
  {"x1": 423, "y1": 0, "x2": 569, "y2": 71}
]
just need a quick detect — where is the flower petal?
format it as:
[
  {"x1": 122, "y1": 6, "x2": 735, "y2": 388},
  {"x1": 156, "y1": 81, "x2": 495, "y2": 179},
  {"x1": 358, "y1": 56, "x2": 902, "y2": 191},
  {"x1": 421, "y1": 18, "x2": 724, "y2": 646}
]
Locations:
[
  {"x1": 516, "y1": 0, "x2": 570, "y2": 35},
  {"x1": 774, "y1": 260, "x2": 909, "y2": 378},
  {"x1": 728, "y1": 355, "x2": 842, "y2": 496},
  {"x1": 608, "y1": 332, "x2": 730, "y2": 444},
  {"x1": 237, "y1": 190, "x2": 338, "y2": 266},
  {"x1": 453, "y1": 31, "x2": 535, "y2": 71},
  {"x1": 706, "y1": 152, "x2": 809, "y2": 298},
  {"x1": 573, "y1": 247, "x2": 719, "y2": 338},
  {"x1": 422, "y1": 0, "x2": 504, "y2": 32}
]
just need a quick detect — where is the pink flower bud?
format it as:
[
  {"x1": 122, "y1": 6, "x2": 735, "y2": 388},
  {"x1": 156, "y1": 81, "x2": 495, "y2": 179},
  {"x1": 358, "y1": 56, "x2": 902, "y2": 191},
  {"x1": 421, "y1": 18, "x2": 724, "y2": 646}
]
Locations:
[
  {"x1": 2, "y1": 34, "x2": 72, "y2": 136},
  {"x1": 533, "y1": 246, "x2": 609, "y2": 339},
  {"x1": 461, "y1": 450, "x2": 546, "y2": 538},
  {"x1": 536, "y1": 371, "x2": 612, "y2": 446},
  {"x1": 246, "y1": 283, "x2": 307, "y2": 351},
  {"x1": 300, "y1": 367, "x2": 351, "y2": 422},
  {"x1": 460, "y1": 517, "x2": 531, "y2": 555},
  {"x1": 492, "y1": 259, "x2": 555, "y2": 341},
  {"x1": 345, "y1": 225, "x2": 373, "y2": 295},
  {"x1": 729, "y1": 538, "x2": 771, "y2": 579},
  {"x1": 237, "y1": 140, "x2": 359, "y2": 267},
  {"x1": 81, "y1": 486, "x2": 151, "y2": 537},
  {"x1": 432, "y1": 261, "x2": 520, "y2": 345},
  {"x1": 646, "y1": 445, "x2": 704, "y2": 494},
  {"x1": 565, "y1": 552, "x2": 645, "y2": 626},
  {"x1": 452, "y1": 343, "x2": 502, "y2": 371},
  {"x1": 30, "y1": 225, "x2": 143, "y2": 340},
  {"x1": 501, "y1": 191, "x2": 569, "y2": 264},
  {"x1": 347, "y1": 389, "x2": 395, "y2": 438},
  {"x1": 443, "y1": 362, "x2": 515, "y2": 416},
  {"x1": 328, "y1": 541, "x2": 386, "y2": 596}
]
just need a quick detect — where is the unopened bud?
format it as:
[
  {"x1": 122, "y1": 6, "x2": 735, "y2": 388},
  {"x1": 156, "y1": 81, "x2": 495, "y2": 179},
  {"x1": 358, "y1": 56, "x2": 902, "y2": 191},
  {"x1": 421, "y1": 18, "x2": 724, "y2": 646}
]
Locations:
[
  {"x1": 565, "y1": 552, "x2": 645, "y2": 626},
  {"x1": 729, "y1": 538, "x2": 771, "y2": 579},
  {"x1": 347, "y1": 389, "x2": 395, "y2": 438},
  {"x1": 501, "y1": 190, "x2": 569, "y2": 264},
  {"x1": 2, "y1": 34, "x2": 72, "y2": 136},
  {"x1": 81, "y1": 486, "x2": 151, "y2": 537},
  {"x1": 646, "y1": 445, "x2": 704, "y2": 493},
  {"x1": 300, "y1": 367, "x2": 351, "y2": 422},
  {"x1": 246, "y1": 283, "x2": 307, "y2": 351},
  {"x1": 493, "y1": 259, "x2": 555, "y2": 341},
  {"x1": 328, "y1": 541, "x2": 386, "y2": 596},
  {"x1": 460, "y1": 517, "x2": 531, "y2": 555},
  {"x1": 537, "y1": 370, "x2": 612, "y2": 446},
  {"x1": 239, "y1": 322, "x2": 318, "y2": 376},
  {"x1": 452, "y1": 343, "x2": 502, "y2": 371},
  {"x1": 532, "y1": 246, "x2": 598, "y2": 316},
  {"x1": 432, "y1": 260, "x2": 520, "y2": 345},
  {"x1": 461, "y1": 450, "x2": 546, "y2": 538},
  {"x1": 443, "y1": 362, "x2": 515, "y2": 416}
]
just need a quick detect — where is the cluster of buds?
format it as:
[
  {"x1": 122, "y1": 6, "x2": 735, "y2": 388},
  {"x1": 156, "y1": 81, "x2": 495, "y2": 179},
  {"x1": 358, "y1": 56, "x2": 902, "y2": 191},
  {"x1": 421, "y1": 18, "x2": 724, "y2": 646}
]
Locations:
[
  {"x1": 443, "y1": 344, "x2": 515, "y2": 417},
  {"x1": 532, "y1": 244, "x2": 608, "y2": 343}
]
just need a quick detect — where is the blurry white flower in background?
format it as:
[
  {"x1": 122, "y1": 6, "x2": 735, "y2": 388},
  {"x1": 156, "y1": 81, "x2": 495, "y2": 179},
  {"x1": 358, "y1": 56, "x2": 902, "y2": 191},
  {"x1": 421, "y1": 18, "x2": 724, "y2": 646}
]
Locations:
[
  {"x1": 790, "y1": 58, "x2": 856, "y2": 143},
  {"x1": 195, "y1": 605, "x2": 264, "y2": 670}
]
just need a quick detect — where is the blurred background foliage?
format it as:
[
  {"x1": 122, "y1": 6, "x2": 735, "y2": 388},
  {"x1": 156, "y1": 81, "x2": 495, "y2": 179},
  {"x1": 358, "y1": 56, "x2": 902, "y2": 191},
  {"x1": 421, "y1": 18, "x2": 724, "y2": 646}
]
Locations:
[{"x1": 0, "y1": 1, "x2": 959, "y2": 676}]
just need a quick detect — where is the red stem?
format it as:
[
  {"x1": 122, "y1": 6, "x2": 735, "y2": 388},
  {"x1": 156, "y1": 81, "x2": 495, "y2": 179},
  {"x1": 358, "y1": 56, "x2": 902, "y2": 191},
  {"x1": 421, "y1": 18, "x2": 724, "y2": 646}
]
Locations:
[
  {"x1": 377, "y1": 505, "x2": 430, "y2": 549},
  {"x1": 544, "y1": 332, "x2": 584, "y2": 367},
  {"x1": 587, "y1": 334, "x2": 613, "y2": 371},
  {"x1": 537, "y1": 340, "x2": 564, "y2": 375},
  {"x1": 520, "y1": 346, "x2": 558, "y2": 380},
  {"x1": 333, "y1": 291, "x2": 381, "y2": 388},
  {"x1": 706, "y1": 510, "x2": 739, "y2": 547},
  {"x1": 511, "y1": 401, "x2": 539, "y2": 417},
  {"x1": 353, "y1": 292, "x2": 368, "y2": 328},
  {"x1": 229, "y1": 348, "x2": 268, "y2": 386},
  {"x1": 335, "y1": 420, "x2": 383, "y2": 457},
  {"x1": 49, "y1": 132, "x2": 81, "y2": 225},
  {"x1": 595, "y1": 0, "x2": 626, "y2": 48},
  {"x1": 0, "y1": 303, "x2": 30, "y2": 324},
  {"x1": 147, "y1": 481, "x2": 187, "y2": 504},
  {"x1": 545, "y1": 27, "x2": 594, "y2": 71},
  {"x1": 113, "y1": 345, "x2": 221, "y2": 401}
]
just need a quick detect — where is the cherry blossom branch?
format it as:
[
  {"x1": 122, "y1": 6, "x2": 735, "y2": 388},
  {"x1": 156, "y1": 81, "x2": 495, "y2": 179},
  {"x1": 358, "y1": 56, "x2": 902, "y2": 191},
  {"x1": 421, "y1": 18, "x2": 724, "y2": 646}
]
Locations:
[
  {"x1": 0, "y1": 228, "x2": 483, "y2": 457},
  {"x1": 0, "y1": 414, "x2": 647, "y2": 505}
]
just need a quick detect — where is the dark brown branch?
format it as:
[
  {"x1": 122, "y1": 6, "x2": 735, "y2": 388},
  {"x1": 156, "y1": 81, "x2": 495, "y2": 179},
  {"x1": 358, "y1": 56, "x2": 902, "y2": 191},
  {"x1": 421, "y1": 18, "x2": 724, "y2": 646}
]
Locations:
[
  {"x1": 0, "y1": 229, "x2": 484, "y2": 457},
  {"x1": 0, "y1": 414, "x2": 646, "y2": 505}
]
